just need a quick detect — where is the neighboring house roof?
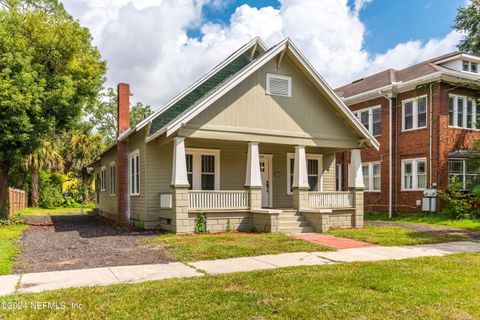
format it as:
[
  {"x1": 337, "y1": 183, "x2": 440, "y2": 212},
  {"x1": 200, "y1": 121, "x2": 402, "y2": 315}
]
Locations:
[{"x1": 335, "y1": 52, "x2": 461, "y2": 99}]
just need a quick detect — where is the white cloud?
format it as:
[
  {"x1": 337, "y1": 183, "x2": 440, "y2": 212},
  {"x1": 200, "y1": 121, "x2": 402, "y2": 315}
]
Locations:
[{"x1": 62, "y1": 0, "x2": 461, "y2": 108}]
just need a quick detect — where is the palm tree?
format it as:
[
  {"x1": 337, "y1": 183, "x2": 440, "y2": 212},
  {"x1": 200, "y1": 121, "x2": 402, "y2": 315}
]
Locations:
[{"x1": 24, "y1": 140, "x2": 64, "y2": 207}]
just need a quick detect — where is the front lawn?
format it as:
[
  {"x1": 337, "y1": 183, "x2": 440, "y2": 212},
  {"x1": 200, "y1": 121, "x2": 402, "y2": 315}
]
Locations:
[
  {"x1": 15, "y1": 207, "x2": 91, "y2": 216},
  {"x1": 0, "y1": 224, "x2": 29, "y2": 275},
  {"x1": 2, "y1": 253, "x2": 480, "y2": 319},
  {"x1": 146, "y1": 232, "x2": 332, "y2": 261},
  {"x1": 328, "y1": 225, "x2": 468, "y2": 246},
  {"x1": 366, "y1": 212, "x2": 480, "y2": 230}
]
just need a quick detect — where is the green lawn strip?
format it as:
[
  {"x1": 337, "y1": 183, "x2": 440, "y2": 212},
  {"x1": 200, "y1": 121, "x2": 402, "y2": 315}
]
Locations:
[
  {"x1": 0, "y1": 224, "x2": 29, "y2": 275},
  {"x1": 15, "y1": 207, "x2": 91, "y2": 217},
  {"x1": 146, "y1": 232, "x2": 332, "y2": 262},
  {"x1": 328, "y1": 225, "x2": 468, "y2": 246},
  {"x1": 366, "y1": 212, "x2": 480, "y2": 231},
  {"x1": 2, "y1": 253, "x2": 480, "y2": 319}
]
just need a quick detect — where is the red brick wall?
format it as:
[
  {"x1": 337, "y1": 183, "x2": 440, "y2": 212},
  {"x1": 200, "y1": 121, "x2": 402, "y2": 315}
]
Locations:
[{"x1": 117, "y1": 83, "x2": 130, "y2": 225}]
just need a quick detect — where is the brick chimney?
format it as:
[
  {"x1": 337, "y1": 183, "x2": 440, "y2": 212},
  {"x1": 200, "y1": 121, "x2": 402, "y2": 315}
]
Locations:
[{"x1": 117, "y1": 83, "x2": 130, "y2": 226}]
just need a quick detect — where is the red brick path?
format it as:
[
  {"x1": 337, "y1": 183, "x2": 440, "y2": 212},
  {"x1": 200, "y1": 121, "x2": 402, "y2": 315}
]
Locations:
[{"x1": 291, "y1": 234, "x2": 376, "y2": 249}]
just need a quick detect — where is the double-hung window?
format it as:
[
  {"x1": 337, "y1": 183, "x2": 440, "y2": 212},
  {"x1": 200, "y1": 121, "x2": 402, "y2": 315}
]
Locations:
[
  {"x1": 449, "y1": 95, "x2": 477, "y2": 129},
  {"x1": 362, "y1": 162, "x2": 381, "y2": 192},
  {"x1": 401, "y1": 158, "x2": 427, "y2": 191},
  {"x1": 185, "y1": 149, "x2": 220, "y2": 190},
  {"x1": 109, "y1": 162, "x2": 116, "y2": 196},
  {"x1": 352, "y1": 106, "x2": 381, "y2": 136},
  {"x1": 129, "y1": 150, "x2": 140, "y2": 196},
  {"x1": 287, "y1": 154, "x2": 322, "y2": 194},
  {"x1": 100, "y1": 166, "x2": 106, "y2": 191},
  {"x1": 448, "y1": 159, "x2": 480, "y2": 190},
  {"x1": 402, "y1": 96, "x2": 427, "y2": 131},
  {"x1": 462, "y1": 60, "x2": 478, "y2": 73}
]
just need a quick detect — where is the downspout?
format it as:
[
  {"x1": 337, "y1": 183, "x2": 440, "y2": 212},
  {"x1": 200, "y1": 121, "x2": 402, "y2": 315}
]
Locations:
[{"x1": 429, "y1": 83, "x2": 433, "y2": 189}]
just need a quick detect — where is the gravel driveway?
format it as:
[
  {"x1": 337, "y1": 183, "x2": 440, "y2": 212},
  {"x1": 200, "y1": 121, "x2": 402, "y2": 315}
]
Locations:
[{"x1": 14, "y1": 215, "x2": 174, "y2": 273}]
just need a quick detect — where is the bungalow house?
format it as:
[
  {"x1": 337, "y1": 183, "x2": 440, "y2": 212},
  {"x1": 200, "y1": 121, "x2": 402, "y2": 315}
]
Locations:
[{"x1": 90, "y1": 38, "x2": 379, "y2": 234}]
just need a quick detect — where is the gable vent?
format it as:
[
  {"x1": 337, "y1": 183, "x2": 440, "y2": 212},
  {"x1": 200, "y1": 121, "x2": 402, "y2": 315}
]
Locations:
[{"x1": 266, "y1": 73, "x2": 291, "y2": 97}]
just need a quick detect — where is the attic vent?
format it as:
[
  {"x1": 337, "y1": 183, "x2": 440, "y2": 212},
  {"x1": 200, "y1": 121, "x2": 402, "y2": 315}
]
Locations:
[
  {"x1": 266, "y1": 73, "x2": 291, "y2": 97},
  {"x1": 352, "y1": 78, "x2": 364, "y2": 84}
]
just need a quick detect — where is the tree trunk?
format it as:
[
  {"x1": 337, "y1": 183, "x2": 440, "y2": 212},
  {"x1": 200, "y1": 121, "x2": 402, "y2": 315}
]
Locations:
[
  {"x1": 0, "y1": 165, "x2": 10, "y2": 220},
  {"x1": 31, "y1": 167, "x2": 39, "y2": 207}
]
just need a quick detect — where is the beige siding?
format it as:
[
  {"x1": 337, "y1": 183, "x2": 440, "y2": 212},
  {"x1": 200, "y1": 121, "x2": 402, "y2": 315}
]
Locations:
[
  {"x1": 94, "y1": 147, "x2": 118, "y2": 217},
  {"x1": 322, "y1": 154, "x2": 336, "y2": 192},
  {"x1": 184, "y1": 55, "x2": 361, "y2": 149}
]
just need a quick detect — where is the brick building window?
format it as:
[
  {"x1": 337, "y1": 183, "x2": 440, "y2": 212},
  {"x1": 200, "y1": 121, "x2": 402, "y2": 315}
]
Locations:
[
  {"x1": 401, "y1": 158, "x2": 427, "y2": 191},
  {"x1": 352, "y1": 105, "x2": 381, "y2": 136},
  {"x1": 448, "y1": 159, "x2": 480, "y2": 190},
  {"x1": 362, "y1": 162, "x2": 381, "y2": 192},
  {"x1": 449, "y1": 94, "x2": 476, "y2": 129},
  {"x1": 402, "y1": 96, "x2": 427, "y2": 131}
]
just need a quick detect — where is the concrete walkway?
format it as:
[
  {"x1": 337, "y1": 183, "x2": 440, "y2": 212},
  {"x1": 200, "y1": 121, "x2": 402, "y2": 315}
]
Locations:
[{"x1": 1, "y1": 241, "x2": 479, "y2": 296}]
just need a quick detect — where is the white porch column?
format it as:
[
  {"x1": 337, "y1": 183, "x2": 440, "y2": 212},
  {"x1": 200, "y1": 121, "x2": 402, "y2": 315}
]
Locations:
[
  {"x1": 171, "y1": 137, "x2": 190, "y2": 187},
  {"x1": 245, "y1": 142, "x2": 262, "y2": 188},
  {"x1": 293, "y1": 146, "x2": 309, "y2": 189},
  {"x1": 348, "y1": 149, "x2": 364, "y2": 228}
]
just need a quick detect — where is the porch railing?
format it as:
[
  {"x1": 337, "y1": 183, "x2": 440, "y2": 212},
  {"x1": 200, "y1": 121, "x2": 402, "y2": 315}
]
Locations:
[
  {"x1": 189, "y1": 190, "x2": 249, "y2": 210},
  {"x1": 308, "y1": 191, "x2": 354, "y2": 208}
]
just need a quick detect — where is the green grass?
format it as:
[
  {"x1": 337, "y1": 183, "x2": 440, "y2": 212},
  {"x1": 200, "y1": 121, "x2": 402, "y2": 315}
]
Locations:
[
  {"x1": 2, "y1": 254, "x2": 480, "y2": 319},
  {"x1": 146, "y1": 232, "x2": 332, "y2": 261},
  {"x1": 14, "y1": 207, "x2": 91, "y2": 216},
  {"x1": 366, "y1": 212, "x2": 480, "y2": 230},
  {"x1": 328, "y1": 225, "x2": 468, "y2": 246},
  {"x1": 0, "y1": 224, "x2": 29, "y2": 275}
]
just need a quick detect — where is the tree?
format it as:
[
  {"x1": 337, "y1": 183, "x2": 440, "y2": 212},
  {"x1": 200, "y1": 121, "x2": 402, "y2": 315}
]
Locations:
[
  {"x1": 23, "y1": 140, "x2": 64, "y2": 207},
  {"x1": 88, "y1": 87, "x2": 153, "y2": 145},
  {"x1": 0, "y1": 2, "x2": 106, "y2": 218},
  {"x1": 454, "y1": 0, "x2": 480, "y2": 54}
]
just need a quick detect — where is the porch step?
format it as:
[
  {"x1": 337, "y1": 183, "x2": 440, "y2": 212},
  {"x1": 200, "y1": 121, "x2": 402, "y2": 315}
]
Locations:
[
  {"x1": 278, "y1": 215, "x2": 305, "y2": 222},
  {"x1": 279, "y1": 221, "x2": 311, "y2": 228},
  {"x1": 279, "y1": 226, "x2": 315, "y2": 234}
]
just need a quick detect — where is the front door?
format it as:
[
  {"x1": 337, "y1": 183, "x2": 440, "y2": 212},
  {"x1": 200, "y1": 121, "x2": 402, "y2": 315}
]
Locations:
[{"x1": 259, "y1": 155, "x2": 272, "y2": 208}]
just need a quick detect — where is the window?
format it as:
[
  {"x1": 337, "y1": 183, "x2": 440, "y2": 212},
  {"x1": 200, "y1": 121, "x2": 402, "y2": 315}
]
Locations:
[
  {"x1": 100, "y1": 166, "x2": 106, "y2": 191},
  {"x1": 362, "y1": 162, "x2": 381, "y2": 192},
  {"x1": 402, "y1": 96, "x2": 427, "y2": 131},
  {"x1": 462, "y1": 60, "x2": 478, "y2": 73},
  {"x1": 287, "y1": 153, "x2": 322, "y2": 194},
  {"x1": 449, "y1": 95, "x2": 477, "y2": 129},
  {"x1": 185, "y1": 149, "x2": 220, "y2": 190},
  {"x1": 266, "y1": 73, "x2": 291, "y2": 97},
  {"x1": 336, "y1": 164, "x2": 342, "y2": 191},
  {"x1": 129, "y1": 150, "x2": 140, "y2": 196},
  {"x1": 109, "y1": 162, "x2": 116, "y2": 196},
  {"x1": 472, "y1": 62, "x2": 478, "y2": 73},
  {"x1": 401, "y1": 158, "x2": 427, "y2": 190},
  {"x1": 448, "y1": 159, "x2": 480, "y2": 190},
  {"x1": 463, "y1": 60, "x2": 470, "y2": 71},
  {"x1": 353, "y1": 106, "x2": 381, "y2": 136}
]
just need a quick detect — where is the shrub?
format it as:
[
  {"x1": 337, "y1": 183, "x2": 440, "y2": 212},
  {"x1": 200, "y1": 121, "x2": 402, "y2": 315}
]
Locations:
[
  {"x1": 439, "y1": 177, "x2": 479, "y2": 219},
  {"x1": 38, "y1": 171, "x2": 64, "y2": 208},
  {"x1": 194, "y1": 212, "x2": 207, "y2": 234}
]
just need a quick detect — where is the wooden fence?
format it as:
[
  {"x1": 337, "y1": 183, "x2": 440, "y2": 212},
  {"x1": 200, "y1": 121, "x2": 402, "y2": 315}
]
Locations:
[{"x1": 9, "y1": 188, "x2": 28, "y2": 215}]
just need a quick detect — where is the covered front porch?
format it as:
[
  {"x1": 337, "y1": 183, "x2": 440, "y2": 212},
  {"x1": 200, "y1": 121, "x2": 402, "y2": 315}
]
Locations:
[{"x1": 160, "y1": 137, "x2": 364, "y2": 234}]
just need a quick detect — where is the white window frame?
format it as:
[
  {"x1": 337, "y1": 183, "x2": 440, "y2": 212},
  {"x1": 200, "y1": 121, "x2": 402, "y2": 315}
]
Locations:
[
  {"x1": 100, "y1": 166, "x2": 106, "y2": 192},
  {"x1": 129, "y1": 149, "x2": 140, "y2": 196},
  {"x1": 449, "y1": 94, "x2": 477, "y2": 130},
  {"x1": 109, "y1": 161, "x2": 116, "y2": 196},
  {"x1": 448, "y1": 158, "x2": 480, "y2": 190},
  {"x1": 352, "y1": 105, "x2": 381, "y2": 136},
  {"x1": 362, "y1": 162, "x2": 381, "y2": 192},
  {"x1": 336, "y1": 164, "x2": 342, "y2": 191},
  {"x1": 402, "y1": 95, "x2": 427, "y2": 131},
  {"x1": 185, "y1": 148, "x2": 220, "y2": 190},
  {"x1": 401, "y1": 158, "x2": 427, "y2": 191},
  {"x1": 462, "y1": 60, "x2": 478, "y2": 73},
  {"x1": 266, "y1": 73, "x2": 292, "y2": 97},
  {"x1": 286, "y1": 153, "x2": 323, "y2": 195}
]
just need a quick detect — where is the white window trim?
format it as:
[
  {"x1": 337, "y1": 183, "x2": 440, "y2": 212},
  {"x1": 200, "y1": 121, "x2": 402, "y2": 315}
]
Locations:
[
  {"x1": 462, "y1": 60, "x2": 478, "y2": 74},
  {"x1": 286, "y1": 153, "x2": 323, "y2": 195},
  {"x1": 185, "y1": 148, "x2": 220, "y2": 190},
  {"x1": 448, "y1": 158, "x2": 479, "y2": 190},
  {"x1": 449, "y1": 94, "x2": 478, "y2": 130},
  {"x1": 336, "y1": 164, "x2": 342, "y2": 191},
  {"x1": 352, "y1": 105, "x2": 381, "y2": 136},
  {"x1": 402, "y1": 95, "x2": 427, "y2": 132},
  {"x1": 100, "y1": 166, "x2": 106, "y2": 192},
  {"x1": 266, "y1": 73, "x2": 292, "y2": 97},
  {"x1": 362, "y1": 161, "x2": 381, "y2": 192},
  {"x1": 129, "y1": 149, "x2": 140, "y2": 196},
  {"x1": 109, "y1": 161, "x2": 116, "y2": 196},
  {"x1": 401, "y1": 157, "x2": 427, "y2": 191}
]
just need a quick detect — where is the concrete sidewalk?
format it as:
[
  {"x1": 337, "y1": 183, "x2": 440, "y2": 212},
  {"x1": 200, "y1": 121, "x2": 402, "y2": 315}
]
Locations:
[{"x1": 1, "y1": 241, "x2": 479, "y2": 296}]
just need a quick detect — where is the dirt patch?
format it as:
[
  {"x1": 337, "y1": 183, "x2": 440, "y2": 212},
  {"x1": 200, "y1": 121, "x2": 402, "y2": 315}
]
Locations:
[
  {"x1": 366, "y1": 220, "x2": 480, "y2": 241},
  {"x1": 14, "y1": 215, "x2": 175, "y2": 273}
]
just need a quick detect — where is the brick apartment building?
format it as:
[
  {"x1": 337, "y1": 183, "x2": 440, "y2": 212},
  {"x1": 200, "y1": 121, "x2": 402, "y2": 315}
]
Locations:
[{"x1": 335, "y1": 52, "x2": 480, "y2": 214}]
